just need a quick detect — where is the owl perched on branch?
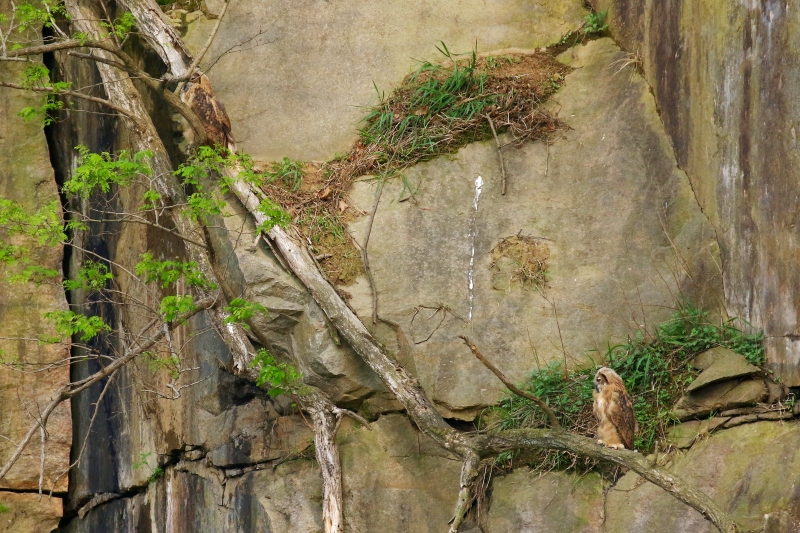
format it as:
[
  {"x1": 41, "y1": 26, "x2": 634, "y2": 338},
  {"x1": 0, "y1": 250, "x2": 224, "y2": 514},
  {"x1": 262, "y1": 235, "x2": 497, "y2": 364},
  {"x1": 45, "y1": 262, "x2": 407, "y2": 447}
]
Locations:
[
  {"x1": 593, "y1": 367, "x2": 637, "y2": 450},
  {"x1": 180, "y1": 73, "x2": 236, "y2": 153}
]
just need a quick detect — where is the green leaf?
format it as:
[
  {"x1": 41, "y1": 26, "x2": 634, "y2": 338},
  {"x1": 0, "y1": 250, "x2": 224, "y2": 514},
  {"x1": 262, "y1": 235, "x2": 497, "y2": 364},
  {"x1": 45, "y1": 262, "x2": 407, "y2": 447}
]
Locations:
[
  {"x1": 142, "y1": 351, "x2": 180, "y2": 379},
  {"x1": 44, "y1": 311, "x2": 110, "y2": 342},
  {"x1": 255, "y1": 198, "x2": 291, "y2": 233},
  {"x1": 7, "y1": 265, "x2": 59, "y2": 284},
  {"x1": 0, "y1": 198, "x2": 66, "y2": 246},
  {"x1": 186, "y1": 192, "x2": 224, "y2": 221},
  {"x1": 63, "y1": 261, "x2": 112, "y2": 292},
  {"x1": 135, "y1": 253, "x2": 216, "y2": 290},
  {"x1": 159, "y1": 295, "x2": 196, "y2": 322},
  {"x1": 142, "y1": 189, "x2": 162, "y2": 210},
  {"x1": 250, "y1": 348, "x2": 302, "y2": 396},
  {"x1": 223, "y1": 298, "x2": 268, "y2": 329},
  {"x1": 63, "y1": 147, "x2": 153, "y2": 199},
  {"x1": 20, "y1": 64, "x2": 49, "y2": 89}
]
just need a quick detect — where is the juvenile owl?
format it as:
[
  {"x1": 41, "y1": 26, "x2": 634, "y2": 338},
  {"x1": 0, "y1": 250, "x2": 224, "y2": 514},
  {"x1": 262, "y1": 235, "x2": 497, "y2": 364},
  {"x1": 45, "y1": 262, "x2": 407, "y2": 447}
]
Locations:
[
  {"x1": 180, "y1": 73, "x2": 236, "y2": 153},
  {"x1": 592, "y1": 367, "x2": 636, "y2": 450}
]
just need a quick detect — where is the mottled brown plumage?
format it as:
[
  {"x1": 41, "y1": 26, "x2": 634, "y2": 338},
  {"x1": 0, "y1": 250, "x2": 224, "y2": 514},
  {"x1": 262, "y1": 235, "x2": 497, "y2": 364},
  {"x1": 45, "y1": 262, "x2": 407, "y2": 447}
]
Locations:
[
  {"x1": 593, "y1": 367, "x2": 636, "y2": 450},
  {"x1": 180, "y1": 73, "x2": 235, "y2": 152}
]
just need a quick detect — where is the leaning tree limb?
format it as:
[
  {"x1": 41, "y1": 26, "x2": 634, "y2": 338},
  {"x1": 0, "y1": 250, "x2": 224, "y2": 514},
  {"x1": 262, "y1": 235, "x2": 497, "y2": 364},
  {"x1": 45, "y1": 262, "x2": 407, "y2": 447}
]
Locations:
[
  {"x1": 448, "y1": 451, "x2": 480, "y2": 533},
  {"x1": 232, "y1": 179, "x2": 741, "y2": 533}
]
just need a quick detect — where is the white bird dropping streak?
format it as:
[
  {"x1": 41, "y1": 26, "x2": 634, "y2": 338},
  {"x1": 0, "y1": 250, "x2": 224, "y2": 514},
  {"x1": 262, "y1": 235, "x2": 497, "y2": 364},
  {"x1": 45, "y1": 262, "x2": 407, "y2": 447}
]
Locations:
[{"x1": 468, "y1": 175, "x2": 484, "y2": 321}]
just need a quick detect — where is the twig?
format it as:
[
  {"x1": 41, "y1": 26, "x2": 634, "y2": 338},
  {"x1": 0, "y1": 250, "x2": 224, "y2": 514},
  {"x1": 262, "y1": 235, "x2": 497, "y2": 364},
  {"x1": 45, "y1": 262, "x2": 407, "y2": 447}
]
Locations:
[
  {"x1": 549, "y1": 298, "x2": 569, "y2": 378},
  {"x1": 77, "y1": 212, "x2": 208, "y2": 248},
  {"x1": 459, "y1": 335, "x2": 561, "y2": 429},
  {"x1": 410, "y1": 304, "x2": 459, "y2": 344},
  {"x1": 49, "y1": 374, "x2": 115, "y2": 496},
  {"x1": 183, "y1": 0, "x2": 231, "y2": 82},
  {"x1": 361, "y1": 178, "x2": 385, "y2": 324},
  {"x1": 38, "y1": 425, "x2": 45, "y2": 499},
  {"x1": 332, "y1": 407, "x2": 371, "y2": 429},
  {"x1": 545, "y1": 142, "x2": 550, "y2": 177},
  {"x1": 485, "y1": 114, "x2": 507, "y2": 195},
  {"x1": 0, "y1": 81, "x2": 144, "y2": 124}
]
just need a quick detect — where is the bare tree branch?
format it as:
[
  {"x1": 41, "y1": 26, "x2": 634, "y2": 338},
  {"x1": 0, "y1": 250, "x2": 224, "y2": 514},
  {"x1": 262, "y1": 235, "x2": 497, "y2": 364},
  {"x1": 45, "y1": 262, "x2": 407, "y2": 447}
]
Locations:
[
  {"x1": 0, "y1": 297, "x2": 214, "y2": 481},
  {"x1": 183, "y1": 0, "x2": 230, "y2": 80},
  {"x1": 0, "y1": 80, "x2": 144, "y2": 123},
  {"x1": 459, "y1": 335, "x2": 561, "y2": 429},
  {"x1": 484, "y1": 114, "x2": 507, "y2": 195}
]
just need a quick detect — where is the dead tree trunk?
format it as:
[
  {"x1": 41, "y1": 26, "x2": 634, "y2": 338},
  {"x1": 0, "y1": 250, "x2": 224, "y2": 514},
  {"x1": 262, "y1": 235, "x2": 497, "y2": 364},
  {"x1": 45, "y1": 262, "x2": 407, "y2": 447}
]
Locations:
[{"x1": 69, "y1": 3, "x2": 348, "y2": 530}]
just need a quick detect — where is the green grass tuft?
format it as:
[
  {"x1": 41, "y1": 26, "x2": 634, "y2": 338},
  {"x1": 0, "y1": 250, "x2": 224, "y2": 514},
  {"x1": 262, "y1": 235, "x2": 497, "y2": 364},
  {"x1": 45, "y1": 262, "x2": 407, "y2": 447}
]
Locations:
[
  {"x1": 486, "y1": 305, "x2": 765, "y2": 472},
  {"x1": 359, "y1": 43, "x2": 492, "y2": 165},
  {"x1": 265, "y1": 157, "x2": 305, "y2": 192}
]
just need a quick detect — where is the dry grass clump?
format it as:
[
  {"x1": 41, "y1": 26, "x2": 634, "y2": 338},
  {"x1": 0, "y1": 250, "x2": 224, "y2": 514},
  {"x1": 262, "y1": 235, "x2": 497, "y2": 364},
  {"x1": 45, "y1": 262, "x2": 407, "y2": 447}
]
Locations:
[{"x1": 489, "y1": 235, "x2": 550, "y2": 291}]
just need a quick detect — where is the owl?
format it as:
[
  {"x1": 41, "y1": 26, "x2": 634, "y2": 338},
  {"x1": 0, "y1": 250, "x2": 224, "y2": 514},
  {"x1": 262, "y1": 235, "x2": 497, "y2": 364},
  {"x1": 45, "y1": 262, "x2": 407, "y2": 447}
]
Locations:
[
  {"x1": 180, "y1": 73, "x2": 236, "y2": 153},
  {"x1": 592, "y1": 367, "x2": 636, "y2": 450}
]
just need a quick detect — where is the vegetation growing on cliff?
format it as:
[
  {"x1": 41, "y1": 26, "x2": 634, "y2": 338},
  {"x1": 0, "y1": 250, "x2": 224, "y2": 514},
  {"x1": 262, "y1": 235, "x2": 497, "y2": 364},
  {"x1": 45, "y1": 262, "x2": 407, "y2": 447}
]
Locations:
[
  {"x1": 324, "y1": 43, "x2": 569, "y2": 184},
  {"x1": 0, "y1": 2, "x2": 748, "y2": 532},
  {"x1": 256, "y1": 43, "x2": 570, "y2": 285},
  {"x1": 487, "y1": 305, "x2": 765, "y2": 472}
]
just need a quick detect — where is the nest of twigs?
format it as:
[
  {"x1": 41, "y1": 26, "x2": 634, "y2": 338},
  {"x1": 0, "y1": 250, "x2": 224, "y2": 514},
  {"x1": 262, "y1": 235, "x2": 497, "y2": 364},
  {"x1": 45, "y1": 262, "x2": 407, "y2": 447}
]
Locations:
[
  {"x1": 324, "y1": 48, "x2": 570, "y2": 182},
  {"x1": 490, "y1": 235, "x2": 550, "y2": 291}
]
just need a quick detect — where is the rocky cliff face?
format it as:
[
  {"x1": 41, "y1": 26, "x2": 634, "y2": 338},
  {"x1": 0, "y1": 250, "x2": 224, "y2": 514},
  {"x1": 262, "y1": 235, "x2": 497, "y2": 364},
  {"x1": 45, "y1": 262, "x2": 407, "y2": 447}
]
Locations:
[
  {"x1": 593, "y1": 0, "x2": 800, "y2": 386},
  {"x1": 2, "y1": 0, "x2": 800, "y2": 531},
  {"x1": 0, "y1": 44, "x2": 71, "y2": 531}
]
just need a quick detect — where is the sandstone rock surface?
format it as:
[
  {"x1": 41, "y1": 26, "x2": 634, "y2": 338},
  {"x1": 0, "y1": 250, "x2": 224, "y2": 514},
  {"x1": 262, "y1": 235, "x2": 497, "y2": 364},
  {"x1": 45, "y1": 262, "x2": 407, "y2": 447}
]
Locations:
[
  {"x1": 346, "y1": 38, "x2": 722, "y2": 413},
  {"x1": 0, "y1": 492, "x2": 63, "y2": 533},
  {"x1": 0, "y1": 55, "x2": 71, "y2": 493},
  {"x1": 606, "y1": 421, "x2": 800, "y2": 532},
  {"x1": 690, "y1": 346, "x2": 741, "y2": 371},
  {"x1": 593, "y1": 0, "x2": 800, "y2": 385},
  {"x1": 686, "y1": 350, "x2": 759, "y2": 391},
  {"x1": 672, "y1": 379, "x2": 767, "y2": 420},
  {"x1": 486, "y1": 469, "x2": 604, "y2": 533}
]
